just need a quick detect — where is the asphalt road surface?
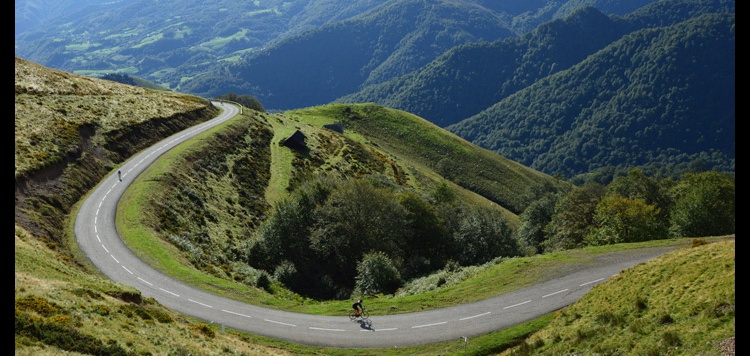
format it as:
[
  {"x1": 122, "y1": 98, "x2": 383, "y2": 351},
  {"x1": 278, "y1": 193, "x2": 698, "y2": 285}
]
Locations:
[{"x1": 75, "y1": 101, "x2": 675, "y2": 348}]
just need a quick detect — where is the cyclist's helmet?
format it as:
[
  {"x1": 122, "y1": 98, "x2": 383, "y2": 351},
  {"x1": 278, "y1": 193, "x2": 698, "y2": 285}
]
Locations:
[{"x1": 358, "y1": 299, "x2": 362, "y2": 303}]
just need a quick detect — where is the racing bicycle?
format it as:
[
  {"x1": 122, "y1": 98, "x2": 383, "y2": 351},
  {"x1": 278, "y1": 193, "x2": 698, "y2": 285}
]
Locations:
[{"x1": 349, "y1": 308, "x2": 369, "y2": 321}]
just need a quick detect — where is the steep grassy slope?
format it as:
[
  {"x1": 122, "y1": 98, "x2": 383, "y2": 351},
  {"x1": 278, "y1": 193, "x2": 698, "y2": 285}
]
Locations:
[
  {"x1": 15, "y1": 226, "x2": 296, "y2": 356},
  {"x1": 498, "y1": 238, "x2": 734, "y2": 355},
  {"x1": 285, "y1": 104, "x2": 559, "y2": 215},
  {"x1": 15, "y1": 56, "x2": 219, "y2": 248},
  {"x1": 14, "y1": 56, "x2": 292, "y2": 355}
]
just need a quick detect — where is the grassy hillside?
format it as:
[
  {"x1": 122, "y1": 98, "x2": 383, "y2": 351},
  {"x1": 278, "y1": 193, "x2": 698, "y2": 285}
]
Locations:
[
  {"x1": 15, "y1": 225, "x2": 297, "y2": 356},
  {"x1": 15, "y1": 56, "x2": 219, "y2": 250},
  {"x1": 15, "y1": 58, "x2": 733, "y2": 354},
  {"x1": 498, "y1": 238, "x2": 735, "y2": 355},
  {"x1": 14, "y1": 57, "x2": 213, "y2": 179},
  {"x1": 285, "y1": 104, "x2": 559, "y2": 215},
  {"x1": 108, "y1": 99, "x2": 567, "y2": 306}
]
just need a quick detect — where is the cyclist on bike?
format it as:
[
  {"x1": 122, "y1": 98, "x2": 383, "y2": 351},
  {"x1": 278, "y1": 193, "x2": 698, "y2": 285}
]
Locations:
[{"x1": 352, "y1": 299, "x2": 364, "y2": 317}]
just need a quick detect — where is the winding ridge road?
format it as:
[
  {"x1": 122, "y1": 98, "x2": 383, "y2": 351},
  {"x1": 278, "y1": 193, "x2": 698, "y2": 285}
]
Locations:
[{"x1": 75, "y1": 101, "x2": 675, "y2": 348}]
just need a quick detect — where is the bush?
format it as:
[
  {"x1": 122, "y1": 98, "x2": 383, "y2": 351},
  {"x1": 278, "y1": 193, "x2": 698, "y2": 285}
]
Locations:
[
  {"x1": 273, "y1": 260, "x2": 298, "y2": 288},
  {"x1": 191, "y1": 324, "x2": 216, "y2": 338},
  {"x1": 256, "y1": 273, "x2": 272, "y2": 292},
  {"x1": 353, "y1": 251, "x2": 403, "y2": 295}
]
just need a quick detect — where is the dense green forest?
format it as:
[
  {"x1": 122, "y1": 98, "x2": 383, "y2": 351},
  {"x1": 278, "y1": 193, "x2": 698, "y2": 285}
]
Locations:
[
  {"x1": 517, "y1": 169, "x2": 734, "y2": 254},
  {"x1": 244, "y1": 168, "x2": 733, "y2": 299},
  {"x1": 337, "y1": 6, "x2": 635, "y2": 128}
]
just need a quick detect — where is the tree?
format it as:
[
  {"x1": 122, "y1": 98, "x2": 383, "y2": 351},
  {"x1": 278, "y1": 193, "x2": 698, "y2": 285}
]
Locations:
[
  {"x1": 607, "y1": 168, "x2": 673, "y2": 219},
  {"x1": 100, "y1": 73, "x2": 136, "y2": 86},
  {"x1": 246, "y1": 175, "x2": 336, "y2": 296},
  {"x1": 246, "y1": 194, "x2": 315, "y2": 271},
  {"x1": 669, "y1": 171, "x2": 735, "y2": 237},
  {"x1": 308, "y1": 178, "x2": 407, "y2": 287},
  {"x1": 216, "y1": 92, "x2": 265, "y2": 112},
  {"x1": 515, "y1": 194, "x2": 558, "y2": 255},
  {"x1": 398, "y1": 190, "x2": 450, "y2": 279},
  {"x1": 586, "y1": 194, "x2": 663, "y2": 245},
  {"x1": 353, "y1": 251, "x2": 403, "y2": 296},
  {"x1": 543, "y1": 182, "x2": 605, "y2": 252},
  {"x1": 451, "y1": 206, "x2": 519, "y2": 266}
]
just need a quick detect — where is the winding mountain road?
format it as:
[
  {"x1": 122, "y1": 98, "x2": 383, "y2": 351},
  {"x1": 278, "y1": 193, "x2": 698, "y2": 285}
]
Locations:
[{"x1": 74, "y1": 101, "x2": 675, "y2": 348}]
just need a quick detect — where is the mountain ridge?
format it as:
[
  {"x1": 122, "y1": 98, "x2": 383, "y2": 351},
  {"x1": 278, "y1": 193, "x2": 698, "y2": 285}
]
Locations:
[{"x1": 447, "y1": 11, "x2": 735, "y2": 179}]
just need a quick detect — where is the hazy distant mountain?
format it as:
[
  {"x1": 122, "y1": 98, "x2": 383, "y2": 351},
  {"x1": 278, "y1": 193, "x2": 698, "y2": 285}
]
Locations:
[
  {"x1": 15, "y1": 0, "x2": 654, "y2": 98},
  {"x1": 182, "y1": 0, "x2": 519, "y2": 109},
  {"x1": 15, "y1": 0, "x2": 372, "y2": 89},
  {"x1": 14, "y1": 0, "x2": 131, "y2": 37}
]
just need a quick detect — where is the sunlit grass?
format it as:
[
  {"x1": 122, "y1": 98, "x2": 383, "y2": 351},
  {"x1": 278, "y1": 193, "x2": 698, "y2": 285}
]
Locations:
[
  {"x1": 497, "y1": 239, "x2": 735, "y2": 355},
  {"x1": 15, "y1": 57, "x2": 209, "y2": 178}
]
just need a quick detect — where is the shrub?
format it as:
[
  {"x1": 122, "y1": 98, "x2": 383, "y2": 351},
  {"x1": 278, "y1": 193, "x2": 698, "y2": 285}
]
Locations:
[
  {"x1": 256, "y1": 273, "x2": 272, "y2": 292},
  {"x1": 191, "y1": 324, "x2": 216, "y2": 338},
  {"x1": 691, "y1": 238, "x2": 708, "y2": 247},
  {"x1": 16, "y1": 295, "x2": 60, "y2": 316},
  {"x1": 657, "y1": 313, "x2": 674, "y2": 325},
  {"x1": 273, "y1": 260, "x2": 298, "y2": 288},
  {"x1": 662, "y1": 330, "x2": 682, "y2": 347},
  {"x1": 354, "y1": 251, "x2": 403, "y2": 295}
]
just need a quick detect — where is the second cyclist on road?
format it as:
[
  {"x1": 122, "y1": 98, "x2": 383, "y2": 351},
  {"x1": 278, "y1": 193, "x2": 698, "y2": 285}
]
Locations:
[{"x1": 352, "y1": 299, "x2": 364, "y2": 317}]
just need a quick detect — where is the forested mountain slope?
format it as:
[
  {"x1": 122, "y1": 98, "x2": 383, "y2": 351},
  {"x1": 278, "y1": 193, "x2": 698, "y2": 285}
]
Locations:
[
  {"x1": 181, "y1": 0, "x2": 518, "y2": 109},
  {"x1": 182, "y1": 0, "x2": 661, "y2": 109},
  {"x1": 22, "y1": 0, "x2": 731, "y2": 181},
  {"x1": 340, "y1": 0, "x2": 734, "y2": 180},
  {"x1": 337, "y1": 6, "x2": 636, "y2": 128},
  {"x1": 448, "y1": 11, "x2": 735, "y2": 180}
]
